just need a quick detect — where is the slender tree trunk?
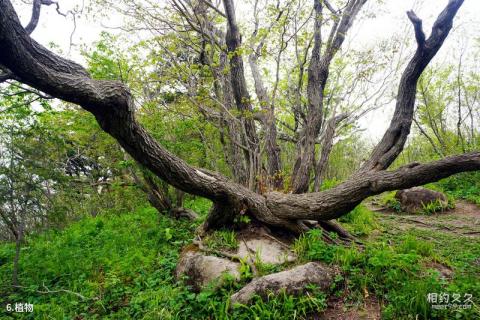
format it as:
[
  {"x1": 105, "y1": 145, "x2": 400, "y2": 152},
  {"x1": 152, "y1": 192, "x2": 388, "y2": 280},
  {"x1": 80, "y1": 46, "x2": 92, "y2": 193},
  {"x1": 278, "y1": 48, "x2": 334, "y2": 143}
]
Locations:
[
  {"x1": 291, "y1": 0, "x2": 367, "y2": 193},
  {"x1": 248, "y1": 53, "x2": 283, "y2": 190},
  {"x1": 12, "y1": 226, "x2": 23, "y2": 287},
  {"x1": 223, "y1": 0, "x2": 261, "y2": 191},
  {"x1": 313, "y1": 113, "x2": 347, "y2": 191}
]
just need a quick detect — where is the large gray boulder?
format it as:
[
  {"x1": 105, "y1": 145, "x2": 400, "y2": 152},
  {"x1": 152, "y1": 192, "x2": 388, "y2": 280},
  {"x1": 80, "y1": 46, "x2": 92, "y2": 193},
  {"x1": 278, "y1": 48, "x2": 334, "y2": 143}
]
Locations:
[
  {"x1": 230, "y1": 262, "x2": 335, "y2": 305},
  {"x1": 176, "y1": 249, "x2": 240, "y2": 291},
  {"x1": 236, "y1": 234, "x2": 296, "y2": 265},
  {"x1": 176, "y1": 229, "x2": 298, "y2": 292},
  {"x1": 395, "y1": 187, "x2": 448, "y2": 213}
]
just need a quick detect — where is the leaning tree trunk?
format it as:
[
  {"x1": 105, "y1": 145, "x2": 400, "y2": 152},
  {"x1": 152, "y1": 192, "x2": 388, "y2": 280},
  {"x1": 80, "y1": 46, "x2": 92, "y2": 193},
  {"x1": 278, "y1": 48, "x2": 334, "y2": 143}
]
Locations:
[{"x1": 0, "y1": 0, "x2": 474, "y2": 235}]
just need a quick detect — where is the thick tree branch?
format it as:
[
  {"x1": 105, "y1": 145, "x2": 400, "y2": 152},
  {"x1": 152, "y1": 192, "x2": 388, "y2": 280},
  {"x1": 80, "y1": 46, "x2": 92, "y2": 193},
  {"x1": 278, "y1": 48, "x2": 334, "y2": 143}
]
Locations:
[
  {"x1": 267, "y1": 152, "x2": 480, "y2": 221},
  {"x1": 0, "y1": 0, "x2": 475, "y2": 235},
  {"x1": 0, "y1": 0, "x2": 291, "y2": 231},
  {"x1": 0, "y1": 0, "x2": 237, "y2": 200},
  {"x1": 406, "y1": 10, "x2": 425, "y2": 47},
  {"x1": 360, "y1": 0, "x2": 464, "y2": 172}
]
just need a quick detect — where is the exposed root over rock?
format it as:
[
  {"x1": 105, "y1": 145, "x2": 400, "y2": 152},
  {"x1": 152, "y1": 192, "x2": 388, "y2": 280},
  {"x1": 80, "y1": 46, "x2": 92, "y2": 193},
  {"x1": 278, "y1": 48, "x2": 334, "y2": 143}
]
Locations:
[
  {"x1": 236, "y1": 228, "x2": 297, "y2": 265},
  {"x1": 230, "y1": 262, "x2": 335, "y2": 306}
]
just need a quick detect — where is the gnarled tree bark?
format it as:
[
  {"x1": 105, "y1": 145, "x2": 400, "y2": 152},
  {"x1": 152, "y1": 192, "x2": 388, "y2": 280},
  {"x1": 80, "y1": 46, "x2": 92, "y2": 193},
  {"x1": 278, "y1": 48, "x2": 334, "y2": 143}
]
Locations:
[
  {"x1": 359, "y1": 0, "x2": 465, "y2": 173},
  {"x1": 223, "y1": 0, "x2": 261, "y2": 191},
  {"x1": 291, "y1": 0, "x2": 367, "y2": 193},
  {"x1": 0, "y1": 0, "x2": 474, "y2": 234}
]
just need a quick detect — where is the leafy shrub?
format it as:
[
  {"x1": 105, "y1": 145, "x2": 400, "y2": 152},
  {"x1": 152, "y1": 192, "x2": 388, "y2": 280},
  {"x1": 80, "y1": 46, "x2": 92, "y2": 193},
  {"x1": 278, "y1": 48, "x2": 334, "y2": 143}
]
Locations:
[
  {"x1": 420, "y1": 199, "x2": 448, "y2": 215},
  {"x1": 435, "y1": 172, "x2": 480, "y2": 205},
  {"x1": 293, "y1": 229, "x2": 336, "y2": 263},
  {"x1": 338, "y1": 204, "x2": 379, "y2": 236},
  {"x1": 381, "y1": 191, "x2": 402, "y2": 212}
]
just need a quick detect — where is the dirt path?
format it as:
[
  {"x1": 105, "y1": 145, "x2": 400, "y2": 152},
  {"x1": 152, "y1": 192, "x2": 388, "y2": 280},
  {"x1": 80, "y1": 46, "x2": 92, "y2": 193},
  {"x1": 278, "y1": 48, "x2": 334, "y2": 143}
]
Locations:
[
  {"x1": 317, "y1": 199, "x2": 480, "y2": 319},
  {"x1": 366, "y1": 199, "x2": 480, "y2": 238},
  {"x1": 317, "y1": 297, "x2": 382, "y2": 320}
]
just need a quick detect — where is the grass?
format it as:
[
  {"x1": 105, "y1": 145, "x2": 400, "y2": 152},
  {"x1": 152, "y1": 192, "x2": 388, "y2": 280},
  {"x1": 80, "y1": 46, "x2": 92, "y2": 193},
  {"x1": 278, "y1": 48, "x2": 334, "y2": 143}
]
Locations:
[
  {"x1": 203, "y1": 230, "x2": 238, "y2": 251},
  {"x1": 290, "y1": 201, "x2": 480, "y2": 320},
  {"x1": 0, "y1": 181, "x2": 478, "y2": 319},
  {"x1": 434, "y1": 172, "x2": 480, "y2": 206},
  {"x1": 293, "y1": 229, "x2": 336, "y2": 264},
  {"x1": 0, "y1": 205, "x2": 327, "y2": 319},
  {"x1": 338, "y1": 204, "x2": 379, "y2": 236},
  {"x1": 0, "y1": 207, "x2": 197, "y2": 319}
]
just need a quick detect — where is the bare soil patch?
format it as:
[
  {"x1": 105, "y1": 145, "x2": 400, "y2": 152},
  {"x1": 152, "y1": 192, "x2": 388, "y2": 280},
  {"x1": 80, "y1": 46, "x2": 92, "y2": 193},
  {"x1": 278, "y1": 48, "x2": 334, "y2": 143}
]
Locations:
[
  {"x1": 315, "y1": 297, "x2": 382, "y2": 320},
  {"x1": 368, "y1": 200, "x2": 480, "y2": 238}
]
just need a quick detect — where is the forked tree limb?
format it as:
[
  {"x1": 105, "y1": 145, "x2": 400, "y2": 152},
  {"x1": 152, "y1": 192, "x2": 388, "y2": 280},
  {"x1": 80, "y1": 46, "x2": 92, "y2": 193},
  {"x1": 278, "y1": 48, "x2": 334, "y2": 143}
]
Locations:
[
  {"x1": 0, "y1": 0, "x2": 474, "y2": 233},
  {"x1": 406, "y1": 10, "x2": 425, "y2": 47},
  {"x1": 359, "y1": 0, "x2": 465, "y2": 173},
  {"x1": 25, "y1": 0, "x2": 55, "y2": 35}
]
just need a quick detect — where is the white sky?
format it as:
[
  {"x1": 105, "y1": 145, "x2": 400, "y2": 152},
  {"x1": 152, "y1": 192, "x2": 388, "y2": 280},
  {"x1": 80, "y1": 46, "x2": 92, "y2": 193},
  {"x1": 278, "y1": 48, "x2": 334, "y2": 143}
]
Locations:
[{"x1": 11, "y1": 0, "x2": 480, "y2": 141}]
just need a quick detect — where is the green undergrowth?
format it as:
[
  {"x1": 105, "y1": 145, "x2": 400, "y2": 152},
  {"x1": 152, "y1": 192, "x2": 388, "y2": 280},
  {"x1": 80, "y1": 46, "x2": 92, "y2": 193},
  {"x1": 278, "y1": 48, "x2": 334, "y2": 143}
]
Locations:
[
  {"x1": 379, "y1": 172, "x2": 479, "y2": 215},
  {"x1": 292, "y1": 226, "x2": 479, "y2": 319},
  {"x1": 434, "y1": 172, "x2": 480, "y2": 205},
  {"x1": 338, "y1": 204, "x2": 379, "y2": 236},
  {"x1": 0, "y1": 200, "x2": 478, "y2": 319},
  {"x1": 0, "y1": 206, "x2": 327, "y2": 320},
  {"x1": 203, "y1": 230, "x2": 238, "y2": 251}
]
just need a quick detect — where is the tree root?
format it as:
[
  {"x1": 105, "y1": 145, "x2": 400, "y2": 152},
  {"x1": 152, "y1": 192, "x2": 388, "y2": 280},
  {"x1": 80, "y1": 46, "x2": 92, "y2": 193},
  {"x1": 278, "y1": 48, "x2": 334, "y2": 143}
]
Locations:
[
  {"x1": 193, "y1": 238, "x2": 258, "y2": 276},
  {"x1": 319, "y1": 220, "x2": 361, "y2": 244}
]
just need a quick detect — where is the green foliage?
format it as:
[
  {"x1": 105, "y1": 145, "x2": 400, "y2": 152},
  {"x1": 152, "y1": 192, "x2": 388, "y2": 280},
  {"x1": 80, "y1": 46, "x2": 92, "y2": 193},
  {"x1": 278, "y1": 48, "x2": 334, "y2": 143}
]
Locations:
[
  {"x1": 397, "y1": 234, "x2": 434, "y2": 257},
  {"x1": 0, "y1": 206, "x2": 196, "y2": 319},
  {"x1": 0, "y1": 203, "x2": 330, "y2": 319},
  {"x1": 318, "y1": 178, "x2": 340, "y2": 191},
  {"x1": 381, "y1": 191, "x2": 402, "y2": 212},
  {"x1": 293, "y1": 229, "x2": 336, "y2": 263},
  {"x1": 231, "y1": 288, "x2": 327, "y2": 319},
  {"x1": 435, "y1": 172, "x2": 480, "y2": 205},
  {"x1": 338, "y1": 204, "x2": 379, "y2": 236},
  {"x1": 183, "y1": 197, "x2": 212, "y2": 217},
  {"x1": 204, "y1": 230, "x2": 238, "y2": 251},
  {"x1": 334, "y1": 240, "x2": 439, "y2": 319},
  {"x1": 420, "y1": 199, "x2": 449, "y2": 215},
  {"x1": 290, "y1": 219, "x2": 479, "y2": 320}
]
